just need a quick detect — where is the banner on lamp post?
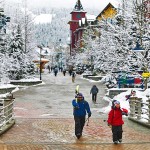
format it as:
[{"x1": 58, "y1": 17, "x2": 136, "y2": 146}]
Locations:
[{"x1": 142, "y1": 73, "x2": 150, "y2": 78}]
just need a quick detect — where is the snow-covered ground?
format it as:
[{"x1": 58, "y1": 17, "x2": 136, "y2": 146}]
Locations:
[
  {"x1": 0, "y1": 74, "x2": 149, "y2": 123},
  {"x1": 82, "y1": 74, "x2": 150, "y2": 124},
  {"x1": 0, "y1": 77, "x2": 41, "y2": 98}
]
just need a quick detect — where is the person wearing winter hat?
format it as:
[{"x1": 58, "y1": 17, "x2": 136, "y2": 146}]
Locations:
[
  {"x1": 72, "y1": 93, "x2": 91, "y2": 139},
  {"x1": 107, "y1": 100, "x2": 128, "y2": 144}
]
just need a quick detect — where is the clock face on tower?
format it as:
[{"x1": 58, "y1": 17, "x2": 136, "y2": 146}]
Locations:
[{"x1": 76, "y1": 13, "x2": 81, "y2": 19}]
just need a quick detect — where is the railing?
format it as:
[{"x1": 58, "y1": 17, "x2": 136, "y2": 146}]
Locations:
[
  {"x1": 0, "y1": 95, "x2": 15, "y2": 130},
  {"x1": 129, "y1": 96, "x2": 150, "y2": 127}
]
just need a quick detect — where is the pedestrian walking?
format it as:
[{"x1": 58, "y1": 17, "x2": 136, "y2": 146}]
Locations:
[
  {"x1": 72, "y1": 93, "x2": 91, "y2": 139},
  {"x1": 47, "y1": 65, "x2": 50, "y2": 73},
  {"x1": 107, "y1": 100, "x2": 128, "y2": 144},
  {"x1": 69, "y1": 69, "x2": 72, "y2": 76},
  {"x1": 54, "y1": 67, "x2": 58, "y2": 76},
  {"x1": 51, "y1": 66, "x2": 54, "y2": 72},
  {"x1": 63, "y1": 69, "x2": 66, "y2": 76},
  {"x1": 125, "y1": 90, "x2": 136, "y2": 100},
  {"x1": 72, "y1": 72, "x2": 76, "y2": 83},
  {"x1": 90, "y1": 85, "x2": 99, "y2": 103}
]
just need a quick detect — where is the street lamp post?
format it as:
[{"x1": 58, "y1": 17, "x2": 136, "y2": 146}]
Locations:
[
  {"x1": 61, "y1": 52, "x2": 62, "y2": 69},
  {"x1": 59, "y1": 39, "x2": 63, "y2": 69},
  {"x1": 40, "y1": 47, "x2": 42, "y2": 80},
  {"x1": 132, "y1": 41, "x2": 146, "y2": 89},
  {"x1": 37, "y1": 45, "x2": 42, "y2": 80}
]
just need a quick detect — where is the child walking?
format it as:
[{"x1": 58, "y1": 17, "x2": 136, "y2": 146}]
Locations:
[{"x1": 107, "y1": 100, "x2": 128, "y2": 144}]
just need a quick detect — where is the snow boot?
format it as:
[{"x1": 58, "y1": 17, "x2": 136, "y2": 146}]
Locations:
[
  {"x1": 76, "y1": 133, "x2": 81, "y2": 139},
  {"x1": 113, "y1": 141, "x2": 118, "y2": 144}
]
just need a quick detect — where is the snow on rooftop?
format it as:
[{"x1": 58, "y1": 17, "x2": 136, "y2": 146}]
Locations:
[
  {"x1": 36, "y1": 47, "x2": 54, "y2": 55},
  {"x1": 34, "y1": 14, "x2": 54, "y2": 24},
  {"x1": 98, "y1": 0, "x2": 120, "y2": 13},
  {"x1": 0, "y1": 84, "x2": 16, "y2": 89},
  {"x1": 86, "y1": 14, "x2": 96, "y2": 21}
]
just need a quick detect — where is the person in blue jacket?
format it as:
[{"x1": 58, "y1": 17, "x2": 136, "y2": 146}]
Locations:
[{"x1": 72, "y1": 93, "x2": 91, "y2": 139}]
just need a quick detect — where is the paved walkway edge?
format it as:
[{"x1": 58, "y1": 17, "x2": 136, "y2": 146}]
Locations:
[
  {"x1": 128, "y1": 117, "x2": 150, "y2": 128},
  {"x1": 0, "y1": 119, "x2": 15, "y2": 135}
]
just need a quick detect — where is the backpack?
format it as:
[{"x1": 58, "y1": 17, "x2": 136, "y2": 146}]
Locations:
[{"x1": 54, "y1": 68, "x2": 58, "y2": 72}]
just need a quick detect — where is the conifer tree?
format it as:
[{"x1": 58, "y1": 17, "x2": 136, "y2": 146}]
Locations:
[{"x1": 8, "y1": 25, "x2": 27, "y2": 80}]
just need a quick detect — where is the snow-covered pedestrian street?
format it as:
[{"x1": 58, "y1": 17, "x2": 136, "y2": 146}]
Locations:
[
  {"x1": 13, "y1": 71, "x2": 107, "y2": 118},
  {"x1": 0, "y1": 72, "x2": 150, "y2": 150}
]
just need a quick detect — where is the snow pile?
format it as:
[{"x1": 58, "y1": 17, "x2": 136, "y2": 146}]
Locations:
[
  {"x1": 10, "y1": 78, "x2": 41, "y2": 82},
  {"x1": 102, "y1": 89, "x2": 150, "y2": 123},
  {"x1": 0, "y1": 84, "x2": 16, "y2": 89}
]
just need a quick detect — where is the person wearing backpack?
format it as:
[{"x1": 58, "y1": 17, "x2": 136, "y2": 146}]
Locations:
[
  {"x1": 107, "y1": 100, "x2": 128, "y2": 144},
  {"x1": 72, "y1": 93, "x2": 91, "y2": 139},
  {"x1": 90, "y1": 85, "x2": 99, "y2": 103}
]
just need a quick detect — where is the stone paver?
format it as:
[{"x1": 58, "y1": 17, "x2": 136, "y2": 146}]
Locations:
[
  {"x1": 0, "y1": 143, "x2": 150, "y2": 150},
  {"x1": 0, "y1": 71, "x2": 149, "y2": 149},
  {"x1": 0, "y1": 118, "x2": 150, "y2": 149}
]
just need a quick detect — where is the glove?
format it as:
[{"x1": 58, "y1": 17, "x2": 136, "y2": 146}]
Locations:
[
  {"x1": 88, "y1": 113, "x2": 91, "y2": 118},
  {"x1": 122, "y1": 112, "x2": 128, "y2": 116},
  {"x1": 107, "y1": 124, "x2": 112, "y2": 128},
  {"x1": 122, "y1": 108, "x2": 128, "y2": 116}
]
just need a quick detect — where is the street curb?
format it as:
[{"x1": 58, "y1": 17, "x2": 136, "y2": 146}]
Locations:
[
  {"x1": 0, "y1": 119, "x2": 15, "y2": 135},
  {"x1": 128, "y1": 117, "x2": 150, "y2": 128}
]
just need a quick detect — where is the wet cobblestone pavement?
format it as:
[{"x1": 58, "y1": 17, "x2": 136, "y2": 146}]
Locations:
[
  {"x1": 0, "y1": 118, "x2": 150, "y2": 149},
  {"x1": 0, "y1": 72, "x2": 150, "y2": 149}
]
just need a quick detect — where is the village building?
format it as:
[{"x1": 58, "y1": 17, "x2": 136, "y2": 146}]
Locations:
[
  {"x1": 68, "y1": 0, "x2": 86, "y2": 55},
  {"x1": 68, "y1": 0, "x2": 149, "y2": 55},
  {"x1": 96, "y1": 2, "x2": 117, "y2": 22},
  {"x1": 68, "y1": 0, "x2": 118, "y2": 55}
]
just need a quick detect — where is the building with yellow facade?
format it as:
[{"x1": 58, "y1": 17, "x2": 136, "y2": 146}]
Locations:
[{"x1": 96, "y1": 2, "x2": 117, "y2": 21}]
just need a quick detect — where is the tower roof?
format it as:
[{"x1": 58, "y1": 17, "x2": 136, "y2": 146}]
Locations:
[{"x1": 73, "y1": 0, "x2": 84, "y2": 11}]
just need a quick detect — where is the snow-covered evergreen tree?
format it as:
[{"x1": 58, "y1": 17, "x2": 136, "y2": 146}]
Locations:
[
  {"x1": 7, "y1": 25, "x2": 25, "y2": 80},
  {"x1": 7, "y1": 25, "x2": 34, "y2": 80}
]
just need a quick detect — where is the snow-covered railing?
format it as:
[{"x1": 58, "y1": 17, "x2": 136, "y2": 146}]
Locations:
[
  {"x1": 0, "y1": 96, "x2": 15, "y2": 130},
  {"x1": 129, "y1": 96, "x2": 150, "y2": 126}
]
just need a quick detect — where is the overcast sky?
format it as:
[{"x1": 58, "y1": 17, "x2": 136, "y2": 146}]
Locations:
[{"x1": 6, "y1": 0, "x2": 120, "y2": 10}]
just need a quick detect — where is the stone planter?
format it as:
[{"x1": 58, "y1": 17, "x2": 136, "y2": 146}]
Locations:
[
  {"x1": 10, "y1": 80, "x2": 42, "y2": 86},
  {"x1": 0, "y1": 87, "x2": 16, "y2": 94}
]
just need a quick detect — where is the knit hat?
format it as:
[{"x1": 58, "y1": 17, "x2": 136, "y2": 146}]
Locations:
[
  {"x1": 114, "y1": 101, "x2": 120, "y2": 105},
  {"x1": 76, "y1": 93, "x2": 83, "y2": 98}
]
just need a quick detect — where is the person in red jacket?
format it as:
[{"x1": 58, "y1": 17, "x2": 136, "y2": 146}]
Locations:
[{"x1": 107, "y1": 100, "x2": 128, "y2": 144}]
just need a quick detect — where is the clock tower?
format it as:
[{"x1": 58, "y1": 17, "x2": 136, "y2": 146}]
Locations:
[{"x1": 68, "y1": 0, "x2": 86, "y2": 55}]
